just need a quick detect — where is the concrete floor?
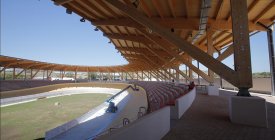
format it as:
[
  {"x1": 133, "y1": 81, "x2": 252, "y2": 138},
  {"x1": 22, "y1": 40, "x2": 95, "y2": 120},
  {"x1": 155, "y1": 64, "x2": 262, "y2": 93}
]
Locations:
[{"x1": 163, "y1": 93, "x2": 275, "y2": 140}]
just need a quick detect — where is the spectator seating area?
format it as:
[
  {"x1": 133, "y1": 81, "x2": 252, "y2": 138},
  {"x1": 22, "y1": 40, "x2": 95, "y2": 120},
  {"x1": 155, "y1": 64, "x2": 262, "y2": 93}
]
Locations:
[
  {"x1": 0, "y1": 80, "x2": 74, "y2": 92},
  {"x1": 130, "y1": 81, "x2": 191, "y2": 112}
]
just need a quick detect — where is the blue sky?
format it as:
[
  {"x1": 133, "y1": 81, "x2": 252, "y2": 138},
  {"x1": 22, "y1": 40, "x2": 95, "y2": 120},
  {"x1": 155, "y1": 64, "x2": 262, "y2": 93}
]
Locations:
[{"x1": 1, "y1": 0, "x2": 274, "y2": 72}]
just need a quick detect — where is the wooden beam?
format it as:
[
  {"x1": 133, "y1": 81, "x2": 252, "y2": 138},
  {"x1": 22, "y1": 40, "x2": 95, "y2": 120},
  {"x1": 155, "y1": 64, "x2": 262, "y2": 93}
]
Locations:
[
  {"x1": 15, "y1": 69, "x2": 25, "y2": 79},
  {"x1": 168, "y1": 0, "x2": 177, "y2": 18},
  {"x1": 152, "y1": 0, "x2": 165, "y2": 18},
  {"x1": 139, "y1": 29, "x2": 213, "y2": 83},
  {"x1": 139, "y1": 0, "x2": 152, "y2": 17},
  {"x1": 106, "y1": 0, "x2": 238, "y2": 86},
  {"x1": 173, "y1": 67, "x2": 192, "y2": 82},
  {"x1": 216, "y1": 45, "x2": 234, "y2": 61},
  {"x1": 162, "y1": 68, "x2": 176, "y2": 80},
  {"x1": 31, "y1": 69, "x2": 40, "y2": 79},
  {"x1": 248, "y1": 0, "x2": 260, "y2": 13},
  {"x1": 54, "y1": 0, "x2": 74, "y2": 5},
  {"x1": 215, "y1": 0, "x2": 224, "y2": 20},
  {"x1": 231, "y1": 0, "x2": 252, "y2": 90},
  {"x1": 13, "y1": 68, "x2": 16, "y2": 80},
  {"x1": 107, "y1": 33, "x2": 152, "y2": 44},
  {"x1": 95, "y1": 0, "x2": 120, "y2": 17},
  {"x1": 184, "y1": 0, "x2": 189, "y2": 18},
  {"x1": 135, "y1": 71, "x2": 143, "y2": 80},
  {"x1": 207, "y1": 28, "x2": 215, "y2": 83},
  {"x1": 142, "y1": 71, "x2": 150, "y2": 80},
  {"x1": 253, "y1": 1, "x2": 275, "y2": 24},
  {"x1": 93, "y1": 18, "x2": 266, "y2": 31}
]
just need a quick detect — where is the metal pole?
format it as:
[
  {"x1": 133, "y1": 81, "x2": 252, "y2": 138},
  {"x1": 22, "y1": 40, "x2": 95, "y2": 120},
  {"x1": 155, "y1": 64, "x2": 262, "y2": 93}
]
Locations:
[
  {"x1": 267, "y1": 28, "x2": 275, "y2": 96},
  {"x1": 185, "y1": 65, "x2": 188, "y2": 83},
  {"x1": 258, "y1": 23, "x2": 275, "y2": 96}
]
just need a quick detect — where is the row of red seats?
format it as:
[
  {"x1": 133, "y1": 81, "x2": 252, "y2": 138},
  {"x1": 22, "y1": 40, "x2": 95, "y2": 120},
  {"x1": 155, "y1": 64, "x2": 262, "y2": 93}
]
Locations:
[{"x1": 130, "y1": 81, "x2": 190, "y2": 112}]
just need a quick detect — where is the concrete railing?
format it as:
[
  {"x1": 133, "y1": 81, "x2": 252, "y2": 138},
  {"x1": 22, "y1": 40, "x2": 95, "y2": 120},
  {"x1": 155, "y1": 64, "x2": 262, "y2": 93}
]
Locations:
[
  {"x1": 98, "y1": 106, "x2": 170, "y2": 140},
  {"x1": 170, "y1": 88, "x2": 196, "y2": 119}
]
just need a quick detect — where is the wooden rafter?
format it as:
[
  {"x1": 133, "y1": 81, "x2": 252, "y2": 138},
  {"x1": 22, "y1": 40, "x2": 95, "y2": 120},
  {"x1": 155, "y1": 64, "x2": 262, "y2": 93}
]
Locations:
[
  {"x1": 253, "y1": 1, "x2": 275, "y2": 24},
  {"x1": 105, "y1": 0, "x2": 239, "y2": 86},
  {"x1": 93, "y1": 18, "x2": 266, "y2": 31}
]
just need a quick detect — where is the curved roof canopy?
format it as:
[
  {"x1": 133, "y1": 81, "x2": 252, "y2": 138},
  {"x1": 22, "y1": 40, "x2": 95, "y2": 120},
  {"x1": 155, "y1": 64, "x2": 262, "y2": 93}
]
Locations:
[{"x1": 1, "y1": 0, "x2": 274, "y2": 76}]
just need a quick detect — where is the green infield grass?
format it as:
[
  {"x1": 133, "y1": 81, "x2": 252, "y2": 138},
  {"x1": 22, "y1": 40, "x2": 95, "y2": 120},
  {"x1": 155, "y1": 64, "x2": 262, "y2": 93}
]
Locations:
[{"x1": 1, "y1": 93, "x2": 111, "y2": 140}]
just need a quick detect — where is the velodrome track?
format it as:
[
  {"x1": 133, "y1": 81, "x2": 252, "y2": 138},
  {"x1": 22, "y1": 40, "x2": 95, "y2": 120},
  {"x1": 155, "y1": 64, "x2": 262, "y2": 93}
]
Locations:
[
  {"x1": 47, "y1": 86, "x2": 147, "y2": 140},
  {"x1": 1, "y1": 81, "x2": 193, "y2": 140}
]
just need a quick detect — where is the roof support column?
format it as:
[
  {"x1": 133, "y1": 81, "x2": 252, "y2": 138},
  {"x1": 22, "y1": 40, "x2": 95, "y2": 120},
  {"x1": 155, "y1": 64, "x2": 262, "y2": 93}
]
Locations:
[
  {"x1": 231, "y1": 0, "x2": 252, "y2": 96},
  {"x1": 46, "y1": 70, "x2": 48, "y2": 79},
  {"x1": 2, "y1": 68, "x2": 6, "y2": 80},
  {"x1": 197, "y1": 61, "x2": 200, "y2": 85},
  {"x1": 185, "y1": 65, "x2": 188, "y2": 83},
  {"x1": 188, "y1": 57, "x2": 193, "y2": 81},
  {"x1": 151, "y1": 71, "x2": 152, "y2": 81},
  {"x1": 43, "y1": 70, "x2": 45, "y2": 80},
  {"x1": 207, "y1": 28, "x2": 215, "y2": 85},
  {"x1": 30, "y1": 69, "x2": 33, "y2": 79},
  {"x1": 74, "y1": 70, "x2": 77, "y2": 82},
  {"x1": 141, "y1": 71, "x2": 144, "y2": 81},
  {"x1": 175, "y1": 67, "x2": 180, "y2": 84},
  {"x1": 13, "y1": 68, "x2": 16, "y2": 80},
  {"x1": 24, "y1": 69, "x2": 27, "y2": 80}
]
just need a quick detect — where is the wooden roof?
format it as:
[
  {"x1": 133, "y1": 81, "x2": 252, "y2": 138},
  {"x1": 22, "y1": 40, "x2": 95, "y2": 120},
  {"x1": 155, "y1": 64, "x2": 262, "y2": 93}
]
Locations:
[
  {"x1": 0, "y1": 55, "x2": 138, "y2": 72},
  {"x1": 1, "y1": 0, "x2": 274, "y2": 73}
]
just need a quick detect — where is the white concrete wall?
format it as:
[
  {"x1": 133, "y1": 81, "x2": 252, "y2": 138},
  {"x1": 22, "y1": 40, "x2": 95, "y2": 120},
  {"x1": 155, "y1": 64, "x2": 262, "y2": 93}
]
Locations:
[
  {"x1": 99, "y1": 106, "x2": 170, "y2": 140},
  {"x1": 171, "y1": 88, "x2": 196, "y2": 119},
  {"x1": 207, "y1": 85, "x2": 219, "y2": 96},
  {"x1": 219, "y1": 89, "x2": 268, "y2": 127}
]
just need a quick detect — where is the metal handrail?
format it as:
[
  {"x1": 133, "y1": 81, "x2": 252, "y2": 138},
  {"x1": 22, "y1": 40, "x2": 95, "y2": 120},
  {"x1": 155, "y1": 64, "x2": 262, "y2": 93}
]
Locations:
[
  {"x1": 106, "y1": 84, "x2": 138, "y2": 103},
  {"x1": 88, "y1": 110, "x2": 147, "y2": 140}
]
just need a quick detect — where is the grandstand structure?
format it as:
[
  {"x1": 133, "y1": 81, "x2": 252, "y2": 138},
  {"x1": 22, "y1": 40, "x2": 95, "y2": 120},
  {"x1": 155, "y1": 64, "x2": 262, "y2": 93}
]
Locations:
[
  {"x1": 1, "y1": 0, "x2": 275, "y2": 139},
  {"x1": 1, "y1": 0, "x2": 274, "y2": 96}
]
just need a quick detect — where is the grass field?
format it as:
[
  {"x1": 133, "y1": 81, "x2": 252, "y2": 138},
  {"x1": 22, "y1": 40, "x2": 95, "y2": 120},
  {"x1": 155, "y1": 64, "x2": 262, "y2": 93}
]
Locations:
[{"x1": 1, "y1": 93, "x2": 111, "y2": 140}]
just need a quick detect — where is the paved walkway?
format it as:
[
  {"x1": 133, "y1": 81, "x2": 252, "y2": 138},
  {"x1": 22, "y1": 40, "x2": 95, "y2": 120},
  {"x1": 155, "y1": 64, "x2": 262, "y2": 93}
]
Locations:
[{"x1": 163, "y1": 93, "x2": 275, "y2": 140}]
